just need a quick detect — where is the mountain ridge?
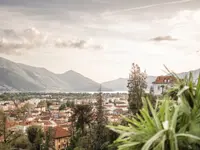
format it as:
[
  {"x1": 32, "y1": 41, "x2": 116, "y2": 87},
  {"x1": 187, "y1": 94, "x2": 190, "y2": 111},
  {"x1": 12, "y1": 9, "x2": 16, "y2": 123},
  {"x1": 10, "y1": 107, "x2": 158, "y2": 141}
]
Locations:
[
  {"x1": 0, "y1": 57, "x2": 200, "y2": 92},
  {"x1": 0, "y1": 57, "x2": 109, "y2": 92}
]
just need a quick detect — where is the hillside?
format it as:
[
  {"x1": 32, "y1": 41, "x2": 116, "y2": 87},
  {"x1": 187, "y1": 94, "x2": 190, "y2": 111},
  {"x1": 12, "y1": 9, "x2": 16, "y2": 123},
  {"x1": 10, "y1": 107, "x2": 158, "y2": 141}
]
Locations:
[
  {"x1": 102, "y1": 76, "x2": 157, "y2": 92},
  {"x1": 102, "y1": 78, "x2": 128, "y2": 91},
  {"x1": 0, "y1": 57, "x2": 110, "y2": 92},
  {"x1": 0, "y1": 57, "x2": 200, "y2": 92},
  {"x1": 58, "y1": 70, "x2": 109, "y2": 92}
]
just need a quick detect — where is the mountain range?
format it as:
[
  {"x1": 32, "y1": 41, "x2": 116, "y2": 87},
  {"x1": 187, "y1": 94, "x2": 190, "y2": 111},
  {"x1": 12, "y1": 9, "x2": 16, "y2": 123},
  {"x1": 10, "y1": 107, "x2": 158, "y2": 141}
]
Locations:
[
  {"x1": 0, "y1": 57, "x2": 200, "y2": 92},
  {"x1": 0, "y1": 57, "x2": 109, "y2": 92}
]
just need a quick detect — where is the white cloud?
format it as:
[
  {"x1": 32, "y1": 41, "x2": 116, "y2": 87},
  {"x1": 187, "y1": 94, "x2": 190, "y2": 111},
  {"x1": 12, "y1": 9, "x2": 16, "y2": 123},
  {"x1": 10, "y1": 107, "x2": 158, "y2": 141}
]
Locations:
[
  {"x1": 0, "y1": 27, "x2": 103, "y2": 54},
  {"x1": 0, "y1": 28, "x2": 48, "y2": 54},
  {"x1": 55, "y1": 38, "x2": 103, "y2": 50},
  {"x1": 1, "y1": 3, "x2": 200, "y2": 82}
]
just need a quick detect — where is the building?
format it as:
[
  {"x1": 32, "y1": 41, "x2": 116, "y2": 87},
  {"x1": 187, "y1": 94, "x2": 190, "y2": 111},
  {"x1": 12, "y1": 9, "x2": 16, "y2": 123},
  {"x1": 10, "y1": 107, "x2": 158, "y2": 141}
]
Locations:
[
  {"x1": 53, "y1": 126, "x2": 71, "y2": 150},
  {"x1": 152, "y1": 76, "x2": 175, "y2": 95}
]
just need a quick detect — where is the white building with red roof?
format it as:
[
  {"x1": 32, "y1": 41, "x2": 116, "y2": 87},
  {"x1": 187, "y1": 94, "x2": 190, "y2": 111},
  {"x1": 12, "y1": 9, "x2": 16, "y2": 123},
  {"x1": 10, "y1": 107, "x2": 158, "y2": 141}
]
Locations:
[{"x1": 152, "y1": 76, "x2": 175, "y2": 95}]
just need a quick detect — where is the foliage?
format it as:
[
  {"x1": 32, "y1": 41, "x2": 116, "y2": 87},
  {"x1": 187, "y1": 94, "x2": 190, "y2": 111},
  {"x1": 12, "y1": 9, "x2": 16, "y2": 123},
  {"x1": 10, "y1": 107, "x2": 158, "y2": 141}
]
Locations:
[
  {"x1": 66, "y1": 100, "x2": 75, "y2": 108},
  {"x1": 59, "y1": 103, "x2": 67, "y2": 111},
  {"x1": 71, "y1": 104, "x2": 94, "y2": 136},
  {"x1": 109, "y1": 71, "x2": 200, "y2": 150},
  {"x1": 37, "y1": 100, "x2": 47, "y2": 108},
  {"x1": 68, "y1": 90, "x2": 118, "y2": 150},
  {"x1": 26, "y1": 125, "x2": 44, "y2": 150},
  {"x1": 127, "y1": 63, "x2": 147, "y2": 114},
  {"x1": 11, "y1": 135, "x2": 30, "y2": 149},
  {"x1": 93, "y1": 88, "x2": 109, "y2": 150},
  {"x1": 0, "y1": 110, "x2": 22, "y2": 144},
  {"x1": 0, "y1": 143, "x2": 11, "y2": 150},
  {"x1": 43, "y1": 127, "x2": 54, "y2": 150}
]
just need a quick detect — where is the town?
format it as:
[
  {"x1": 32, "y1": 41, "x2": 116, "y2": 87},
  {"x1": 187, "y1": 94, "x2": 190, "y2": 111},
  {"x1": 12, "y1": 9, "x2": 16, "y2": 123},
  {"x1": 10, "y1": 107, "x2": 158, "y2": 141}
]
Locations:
[
  {"x1": 0, "y1": 92, "x2": 129, "y2": 150},
  {"x1": 1, "y1": 0, "x2": 200, "y2": 149},
  {"x1": 0, "y1": 74, "x2": 178, "y2": 150}
]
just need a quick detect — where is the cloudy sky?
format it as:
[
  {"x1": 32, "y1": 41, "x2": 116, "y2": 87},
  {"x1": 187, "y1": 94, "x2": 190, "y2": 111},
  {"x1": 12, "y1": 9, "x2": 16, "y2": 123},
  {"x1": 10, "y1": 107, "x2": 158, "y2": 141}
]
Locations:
[{"x1": 0, "y1": 0, "x2": 200, "y2": 82}]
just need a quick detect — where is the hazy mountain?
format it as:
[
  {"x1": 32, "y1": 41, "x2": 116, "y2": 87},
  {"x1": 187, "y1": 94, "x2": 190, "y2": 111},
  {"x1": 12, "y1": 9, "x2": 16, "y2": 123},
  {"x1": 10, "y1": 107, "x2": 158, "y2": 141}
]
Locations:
[
  {"x1": 0, "y1": 57, "x2": 72, "y2": 92},
  {"x1": 102, "y1": 78, "x2": 128, "y2": 91},
  {"x1": 102, "y1": 76, "x2": 157, "y2": 92},
  {"x1": 1, "y1": 56, "x2": 200, "y2": 92},
  {"x1": 58, "y1": 70, "x2": 109, "y2": 92},
  {"x1": 0, "y1": 57, "x2": 109, "y2": 92},
  {"x1": 177, "y1": 69, "x2": 200, "y2": 80}
]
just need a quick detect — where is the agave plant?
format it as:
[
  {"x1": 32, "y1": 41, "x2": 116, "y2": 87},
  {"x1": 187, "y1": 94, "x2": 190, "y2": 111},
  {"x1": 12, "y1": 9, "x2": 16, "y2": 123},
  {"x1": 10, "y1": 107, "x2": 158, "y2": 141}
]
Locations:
[
  {"x1": 108, "y1": 96, "x2": 200, "y2": 150},
  {"x1": 167, "y1": 72, "x2": 200, "y2": 149},
  {"x1": 108, "y1": 68, "x2": 200, "y2": 150}
]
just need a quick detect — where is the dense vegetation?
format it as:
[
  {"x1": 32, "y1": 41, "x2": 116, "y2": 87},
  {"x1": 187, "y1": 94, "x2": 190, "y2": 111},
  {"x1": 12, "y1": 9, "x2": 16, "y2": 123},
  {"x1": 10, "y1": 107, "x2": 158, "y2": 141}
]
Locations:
[
  {"x1": 108, "y1": 71, "x2": 200, "y2": 150},
  {"x1": 0, "y1": 92, "x2": 127, "y2": 101}
]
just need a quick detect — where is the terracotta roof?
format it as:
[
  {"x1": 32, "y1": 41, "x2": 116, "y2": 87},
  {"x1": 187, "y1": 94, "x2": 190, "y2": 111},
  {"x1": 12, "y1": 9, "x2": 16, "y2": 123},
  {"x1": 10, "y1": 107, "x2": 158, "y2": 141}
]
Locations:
[
  {"x1": 53, "y1": 126, "x2": 69, "y2": 139},
  {"x1": 153, "y1": 76, "x2": 175, "y2": 84},
  {"x1": 6, "y1": 121, "x2": 18, "y2": 128},
  {"x1": 116, "y1": 106, "x2": 127, "y2": 108}
]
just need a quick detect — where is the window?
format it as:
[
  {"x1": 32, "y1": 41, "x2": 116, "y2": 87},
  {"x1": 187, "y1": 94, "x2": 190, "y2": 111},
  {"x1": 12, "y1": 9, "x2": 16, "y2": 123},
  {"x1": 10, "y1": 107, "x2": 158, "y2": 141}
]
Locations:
[{"x1": 158, "y1": 86, "x2": 160, "y2": 90}]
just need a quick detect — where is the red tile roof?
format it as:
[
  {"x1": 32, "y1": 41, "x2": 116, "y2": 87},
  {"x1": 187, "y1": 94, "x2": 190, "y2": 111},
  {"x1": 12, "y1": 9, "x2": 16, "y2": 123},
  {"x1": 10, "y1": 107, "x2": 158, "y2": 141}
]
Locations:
[
  {"x1": 53, "y1": 126, "x2": 69, "y2": 139},
  {"x1": 115, "y1": 106, "x2": 127, "y2": 108},
  {"x1": 153, "y1": 76, "x2": 175, "y2": 84}
]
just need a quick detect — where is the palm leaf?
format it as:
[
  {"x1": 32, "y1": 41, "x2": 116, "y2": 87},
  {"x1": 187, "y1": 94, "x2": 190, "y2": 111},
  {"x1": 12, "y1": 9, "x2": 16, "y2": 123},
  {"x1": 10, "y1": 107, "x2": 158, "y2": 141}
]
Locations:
[
  {"x1": 118, "y1": 142, "x2": 141, "y2": 150},
  {"x1": 176, "y1": 133, "x2": 200, "y2": 141},
  {"x1": 141, "y1": 129, "x2": 166, "y2": 150},
  {"x1": 145, "y1": 98, "x2": 162, "y2": 130}
]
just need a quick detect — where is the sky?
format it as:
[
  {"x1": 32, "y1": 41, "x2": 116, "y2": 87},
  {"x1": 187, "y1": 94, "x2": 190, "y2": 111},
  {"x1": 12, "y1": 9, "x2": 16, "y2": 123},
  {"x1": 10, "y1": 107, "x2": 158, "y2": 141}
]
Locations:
[{"x1": 0, "y1": 0, "x2": 200, "y2": 82}]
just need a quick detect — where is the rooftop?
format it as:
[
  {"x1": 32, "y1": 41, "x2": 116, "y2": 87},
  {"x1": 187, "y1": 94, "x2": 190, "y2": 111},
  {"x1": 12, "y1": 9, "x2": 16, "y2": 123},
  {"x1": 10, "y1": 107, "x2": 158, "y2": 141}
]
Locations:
[
  {"x1": 53, "y1": 126, "x2": 69, "y2": 139},
  {"x1": 152, "y1": 76, "x2": 176, "y2": 84}
]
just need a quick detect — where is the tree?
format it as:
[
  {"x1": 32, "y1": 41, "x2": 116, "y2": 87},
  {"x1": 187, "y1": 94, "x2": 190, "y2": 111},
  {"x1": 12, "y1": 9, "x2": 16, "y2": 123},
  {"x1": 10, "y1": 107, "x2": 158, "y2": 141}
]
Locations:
[
  {"x1": 71, "y1": 104, "x2": 93, "y2": 136},
  {"x1": 66, "y1": 100, "x2": 75, "y2": 108},
  {"x1": 59, "y1": 103, "x2": 66, "y2": 111},
  {"x1": 37, "y1": 100, "x2": 47, "y2": 108},
  {"x1": 11, "y1": 135, "x2": 30, "y2": 149},
  {"x1": 43, "y1": 127, "x2": 54, "y2": 150},
  {"x1": 26, "y1": 125, "x2": 44, "y2": 150},
  {"x1": 11, "y1": 102, "x2": 34, "y2": 122},
  {"x1": 68, "y1": 104, "x2": 94, "y2": 150},
  {"x1": 0, "y1": 110, "x2": 22, "y2": 145},
  {"x1": 127, "y1": 63, "x2": 147, "y2": 114},
  {"x1": 94, "y1": 87, "x2": 108, "y2": 150},
  {"x1": 46, "y1": 101, "x2": 53, "y2": 112}
]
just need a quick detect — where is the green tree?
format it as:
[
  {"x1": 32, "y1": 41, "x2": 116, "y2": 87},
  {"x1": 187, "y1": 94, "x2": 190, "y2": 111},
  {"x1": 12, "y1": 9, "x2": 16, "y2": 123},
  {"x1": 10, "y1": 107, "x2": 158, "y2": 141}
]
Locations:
[
  {"x1": 94, "y1": 88, "x2": 108, "y2": 150},
  {"x1": 71, "y1": 104, "x2": 93, "y2": 136},
  {"x1": 12, "y1": 135, "x2": 30, "y2": 149},
  {"x1": 68, "y1": 104, "x2": 94, "y2": 149},
  {"x1": 46, "y1": 101, "x2": 53, "y2": 113},
  {"x1": 127, "y1": 63, "x2": 147, "y2": 114},
  {"x1": 26, "y1": 125, "x2": 44, "y2": 150},
  {"x1": 66, "y1": 100, "x2": 75, "y2": 108},
  {"x1": 43, "y1": 127, "x2": 54, "y2": 150},
  {"x1": 59, "y1": 103, "x2": 66, "y2": 111},
  {"x1": 37, "y1": 100, "x2": 47, "y2": 108},
  {"x1": 0, "y1": 110, "x2": 22, "y2": 145}
]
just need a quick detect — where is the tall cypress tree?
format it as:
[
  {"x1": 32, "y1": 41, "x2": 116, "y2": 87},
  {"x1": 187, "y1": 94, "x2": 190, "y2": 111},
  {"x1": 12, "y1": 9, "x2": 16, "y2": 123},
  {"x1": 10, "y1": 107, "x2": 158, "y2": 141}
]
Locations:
[
  {"x1": 127, "y1": 63, "x2": 147, "y2": 114},
  {"x1": 94, "y1": 86, "x2": 107, "y2": 150}
]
